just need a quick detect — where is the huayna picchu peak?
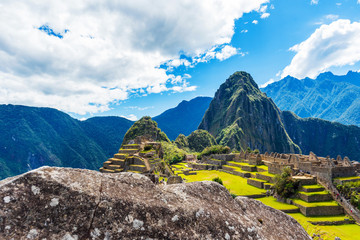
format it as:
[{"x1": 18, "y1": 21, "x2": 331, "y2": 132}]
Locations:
[{"x1": 199, "y1": 71, "x2": 300, "y2": 154}]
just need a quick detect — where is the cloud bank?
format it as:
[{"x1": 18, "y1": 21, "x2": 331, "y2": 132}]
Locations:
[
  {"x1": 0, "y1": 0, "x2": 268, "y2": 114},
  {"x1": 282, "y1": 19, "x2": 360, "y2": 79}
]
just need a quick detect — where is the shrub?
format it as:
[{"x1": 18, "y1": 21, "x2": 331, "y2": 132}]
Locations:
[
  {"x1": 199, "y1": 145, "x2": 231, "y2": 158},
  {"x1": 273, "y1": 167, "x2": 299, "y2": 198},
  {"x1": 161, "y1": 141, "x2": 188, "y2": 165},
  {"x1": 212, "y1": 177, "x2": 223, "y2": 185}
]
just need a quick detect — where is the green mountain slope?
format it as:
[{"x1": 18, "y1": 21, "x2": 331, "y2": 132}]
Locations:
[
  {"x1": 262, "y1": 71, "x2": 360, "y2": 126},
  {"x1": 153, "y1": 97, "x2": 212, "y2": 140},
  {"x1": 281, "y1": 111, "x2": 360, "y2": 161},
  {"x1": 198, "y1": 71, "x2": 300, "y2": 153},
  {"x1": 0, "y1": 105, "x2": 133, "y2": 179}
]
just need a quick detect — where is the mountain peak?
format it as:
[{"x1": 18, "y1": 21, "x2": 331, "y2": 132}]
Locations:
[{"x1": 199, "y1": 71, "x2": 300, "y2": 153}]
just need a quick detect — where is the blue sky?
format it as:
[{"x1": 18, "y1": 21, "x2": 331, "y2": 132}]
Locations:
[{"x1": 0, "y1": 0, "x2": 360, "y2": 120}]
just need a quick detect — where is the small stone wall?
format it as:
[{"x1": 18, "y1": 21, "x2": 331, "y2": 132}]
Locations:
[
  {"x1": 210, "y1": 154, "x2": 236, "y2": 161},
  {"x1": 241, "y1": 165, "x2": 257, "y2": 172},
  {"x1": 247, "y1": 178, "x2": 264, "y2": 189},
  {"x1": 332, "y1": 166, "x2": 357, "y2": 178},
  {"x1": 298, "y1": 192, "x2": 332, "y2": 202},
  {"x1": 294, "y1": 204, "x2": 344, "y2": 217},
  {"x1": 256, "y1": 173, "x2": 273, "y2": 183},
  {"x1": 309, "y1": 219, "x2": 355, "y2": 225},
  {"x1": 190, "y1": 163, "x2": 217, "y2": 170}
]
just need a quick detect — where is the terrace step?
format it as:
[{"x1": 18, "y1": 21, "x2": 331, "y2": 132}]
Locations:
[
  {"x1": 122, "y1": 144, "x2": 141, "y2": 150},
  {"x1": 107, "y1": 165, "x2": 123, "y2": 171},
  {"x1": 300, "y1": 185, "x2": 325, "y2": 193},
  {"x1": 256, "y1": 173, "x2": 274, "y2": 183},
  {"x1": 247, "y1": 178, "x2": 267, "y2": 189},
  {"x1": 100, "y1": 168, "x2": 115, "y2": 173},
  {"x1": 298, "y1": 191, "x2": 333, "y2": 203},
  {"x1": 222, "y1": 165, "x2": 251, "y2": 178},
  {"x1": 113, "y1": 153, "x2": 127, "y2": 160},
  {"x1": 118, "y1": 149, "x2": 139, "y2": 155},
  {"x1": 241, "y1": 165, "x2": 257, "y2": 172},
  {"x1": 129, "y1": 164, "x2": 146, "y2": 172},
  {"x1": 292, "y1": 199, "x2": 344, "y2": 217},
  {"x1": 108, "y1": 158, "x2": 125, "y2": 166}
]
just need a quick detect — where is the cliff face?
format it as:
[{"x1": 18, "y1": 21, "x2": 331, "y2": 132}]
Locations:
[
  {"x1": 199, "y1": 71, "x2": 300, "y2": 153},
  {"x1": 0, "y1": 167, "x2": 310, "y2": 240},
  {"x1": 282, "y1": 111, "x2": 360, "y2": 161}
]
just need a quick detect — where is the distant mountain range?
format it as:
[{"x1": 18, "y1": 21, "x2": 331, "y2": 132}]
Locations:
[
  {"x1": 0, "y1": 98, "x2": 211, "y2": 179},
  {"x1": 262, "y1": 71, "x2": 360, "y2": 126},
  {"x1": 0, "y1": 105, "x2": 133, "y2": 179},
  {"x1": 153, "y1": 97, "x2": 212, "y2": 140}
]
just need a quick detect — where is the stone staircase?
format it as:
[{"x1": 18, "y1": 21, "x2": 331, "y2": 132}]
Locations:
[{"x1": 100, "y1": 144, "x2": 145, "y2": 173}]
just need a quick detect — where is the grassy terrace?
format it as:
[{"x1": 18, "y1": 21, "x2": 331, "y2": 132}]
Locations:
[
  {"x1": 289, "y1": 213, "x2": 360, "y2": 240},
  {"x1": 227, "y1": 161, "x2": 256, "y2": 167},
  {"x1": 179, "y1": 170, "x2": 265, "y2": 196},
  {"x1": 334, "y1": 176, "x2": 360, "y2": 181},
  {"x1": 256, "y1": 165, "x2": 269, "y2": 171},
  {"x1": 292, "y1": 199, "x2": 339, "y2": 207},
  {"x1": 302, "y1": 184, "x2": 324, "y2": 189},
  {"x1": 256, "y1": 171, "x2": 275, "y2": 177},
  {"x1": 257, "y1": 196, "x2": 298, "y2": 210},
  {"x1": 298, "y1": 191, "x2": 330, "y2": 196}
]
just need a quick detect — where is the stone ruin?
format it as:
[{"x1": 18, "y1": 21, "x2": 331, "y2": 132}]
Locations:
[
  {"x1": 261, "y1": 151, "x2": 357, "y2": 181},
  {"x1": 99, "y1": 136, "x2": 177, "y2": 183}
]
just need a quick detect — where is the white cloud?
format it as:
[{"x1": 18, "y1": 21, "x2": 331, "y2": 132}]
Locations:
[
  {"x1": 215, "y1": 45, "x2": 239, "y2": 61},
  {"x1": 121, "y1": 114, "x2": 138, "y2": 121},
  {"x1": 260, "y1": 13, "x2": 270, "y2": 19},
  {"x1": 241, "y1": 29, "x2": 248, "y2": 33},
  {"x1": 311, "y1": 0, "x2": 319, "y2": 5},
  {"x1": 0, "y1": 0, "x2": 268, "y2": 115},
  {"x1": 260, "y1": 78, "x2": 275, "y2": 88},
  {"x1": 358, "y1": 0, "x2": 360, "y2": 4},
  {"x1": 281, "y1": 19, "x2": 360, "y2": 79},
  {"x1": 252, "y1": 20, "x2": 258, "y2": 24},
  {"x1": 325, "y1": 14, "x2": 339, "y2": 21}
]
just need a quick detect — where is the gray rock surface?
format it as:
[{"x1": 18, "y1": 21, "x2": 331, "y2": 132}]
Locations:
[{"x1": 0, "y1": 167, "x2": 310, "y2": 239}]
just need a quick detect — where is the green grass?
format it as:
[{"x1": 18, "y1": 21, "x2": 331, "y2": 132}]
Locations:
[
  {"x1": 298, "y1": 191, "x2": 330, "y2": 196},
  {"x1": 289, "y1": 213, "x2": 360, "y2": 240},
  {"x1": 179, "y1": 170, "x2": 265, "y2": 196},
  {"x1": 256, "y1": 171, "x2": 275, "y2": 177},
  {"x1": 257, "y1": 196, "x2": 299, "y2": 210},
  {"x1": 302, "y1": 184, "x2": 324, "y2": 189},
  {"x1": 334, "y1": 176, "x2": 360, "y2": 181},
  {"x1": 227, "y1": 161, "x2": 256, "y2": 168},
  {"x1": 292, "y1": 199, "x2": 339, "y2": 207},
  {"x1": 248, "y1": 178, "x2": 267, "y2": 183},
  {"x1": 256, "y1": 165, "x2": 269, "y2": 171}
]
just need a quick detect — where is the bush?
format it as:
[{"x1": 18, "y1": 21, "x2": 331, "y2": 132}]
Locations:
[
  {"x1": 199, "y1": 145, "x2": 231, "y2": 158},
  {"x1": 161, "y1": 141, "x2": 188, "y2": 165},
  {"x1": 212, "y1": 177, "x2": 223, "y2": 185},
  {"x1": 273, "y1": 167, "x2": 299, "y2": 198}
]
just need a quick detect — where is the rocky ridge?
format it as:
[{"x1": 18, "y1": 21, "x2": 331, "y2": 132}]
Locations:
[{"x1": 0, "y1": 167, "x2": 310, "y2": 239}]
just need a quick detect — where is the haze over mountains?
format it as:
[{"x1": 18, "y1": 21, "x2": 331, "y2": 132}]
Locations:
[
  {"x1": 262, "y1": 71, "x2": 360, "y2": 126},
  {"x1": 0, "y1": 71, "x2": 359, "y2": 179}
]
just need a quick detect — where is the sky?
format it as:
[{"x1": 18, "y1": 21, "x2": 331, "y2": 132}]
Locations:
[{"x1": 0, "y1": 0, "x2": 360, "y2": 121}]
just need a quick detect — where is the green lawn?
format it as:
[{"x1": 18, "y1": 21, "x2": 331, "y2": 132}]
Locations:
[
  {"x1": 227, "y1": 161, "x2": 256, "y2": 167},
  {"x1": 292, "y1": 199, "x2": 339, "y2": 207},
  {"x1": 257, "y1": 196, "x2": 298, "y2": 210},
  {"x1": 256, "y1": 165, "x2": 269, "y2": 171},
  {"x1": 298, "y1": 190, "x2": 330, "y2": 196},
  {"x1": 334, "y1": 176, "x2": 360, "y2": 181},
  {"x1": 179, "y1": 170, "x2": 265, "y2": 196},
  {"x1": 289, "y1": 213, "x2": 360, "y2": 240},
  {"x1": 302, "y1": 184, "x2": 324, "y2": 189}
]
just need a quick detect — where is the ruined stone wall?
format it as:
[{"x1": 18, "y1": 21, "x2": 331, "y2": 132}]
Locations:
[
  {"x1": 311, "y1": 166, "x2": 332, "y2": 182},
  {"x1": 210, "y1": 154, "x2": 236, "y2": 161},
  {"x1": 331, "y1": 166, "x2": 356, "y2": 178}
]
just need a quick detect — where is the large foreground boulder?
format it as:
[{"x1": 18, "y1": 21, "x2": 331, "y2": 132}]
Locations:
[{"x1": 0, "y1": 167, "x2": 310, "y2": 239}]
